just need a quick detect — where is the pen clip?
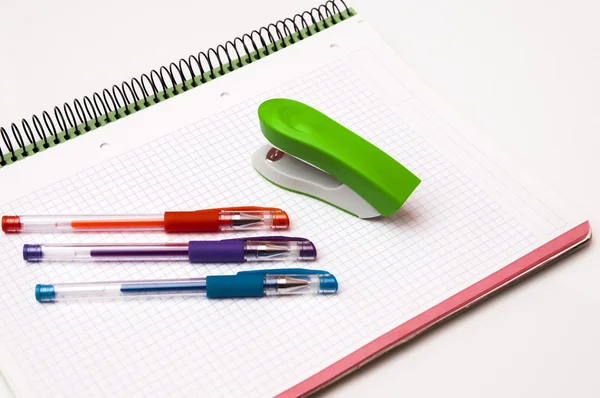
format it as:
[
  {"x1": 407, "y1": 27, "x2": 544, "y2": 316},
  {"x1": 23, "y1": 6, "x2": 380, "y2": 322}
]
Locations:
[
  {"x1": 204, "y1": 206, "x2": 286, "y2": 212},
  {"x1": 237, "y1": 268, "x2": 330, "y2": 276},
  {"x1": 220, "y1": 236, "x2": 309, "y2": 243}
]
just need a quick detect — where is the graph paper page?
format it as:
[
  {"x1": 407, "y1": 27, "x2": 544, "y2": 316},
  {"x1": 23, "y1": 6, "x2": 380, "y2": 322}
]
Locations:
[{"x1": 0, "y1": 18, "x2": 586, "y2": 397}]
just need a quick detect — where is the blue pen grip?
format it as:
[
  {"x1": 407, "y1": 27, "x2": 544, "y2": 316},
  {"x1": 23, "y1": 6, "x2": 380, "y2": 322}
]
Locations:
[{"x1": 206, "y1": 274, "x2": 265, "y2": 298}]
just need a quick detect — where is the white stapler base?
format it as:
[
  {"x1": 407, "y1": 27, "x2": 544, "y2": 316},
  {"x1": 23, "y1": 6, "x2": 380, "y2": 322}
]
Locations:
[{"x1": 252, "y1": 144, "x2": 380, "y2": 218}]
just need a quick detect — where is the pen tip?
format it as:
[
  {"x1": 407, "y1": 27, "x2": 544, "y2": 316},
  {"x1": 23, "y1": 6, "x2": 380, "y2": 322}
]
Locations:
[
  {"x1": 279, "y1": 277, "x2": 310, "y2": 289},
  {"x1": 231, "y1": 213, "x2": 263, "y2": 227}
]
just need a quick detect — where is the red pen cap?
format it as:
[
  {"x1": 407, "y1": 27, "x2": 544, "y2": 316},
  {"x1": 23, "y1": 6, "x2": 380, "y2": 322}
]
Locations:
[
  {"x1": 2, "y1": 216, "x2": 22, "y2": 233},
  {"x1": 271, "y1": 211, "x2": 290, "y2": 229}
]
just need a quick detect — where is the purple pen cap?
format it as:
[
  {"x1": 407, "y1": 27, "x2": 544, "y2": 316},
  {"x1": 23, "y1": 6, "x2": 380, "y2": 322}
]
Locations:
[
  {"x1": 298, "y1": 240, "x2": 317, "y2": 260},
  {"x1": 23, "y1": 244, "x2": 43, "y2": 262}
]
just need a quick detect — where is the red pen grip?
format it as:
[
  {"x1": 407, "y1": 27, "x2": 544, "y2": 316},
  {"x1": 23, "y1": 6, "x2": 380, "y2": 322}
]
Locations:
[{"x1": 164, "y1": 210, "x2": 220, "y2": 233}]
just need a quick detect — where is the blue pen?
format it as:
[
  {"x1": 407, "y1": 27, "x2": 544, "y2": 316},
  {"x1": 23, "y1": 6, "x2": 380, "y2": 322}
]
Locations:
[{"x1": 35, "y1": 269, "x2": 338, "y2": 302}]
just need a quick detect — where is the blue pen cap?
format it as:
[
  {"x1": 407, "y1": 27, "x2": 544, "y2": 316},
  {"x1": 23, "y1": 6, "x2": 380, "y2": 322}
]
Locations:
[
  {"x1": 35, "y1": 284, "x2": 56, "y2": 302},
  {"x1": 23, "y1": 244, "x2": 43, "y2": 262},
  {"x1": 319, "y1": 274, "x2": 338, "y2": 294}
]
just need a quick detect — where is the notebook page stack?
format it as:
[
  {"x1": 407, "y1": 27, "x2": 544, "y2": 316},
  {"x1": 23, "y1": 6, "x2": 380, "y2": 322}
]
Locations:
[{"x1": 0, "y1": 16, "x2": 588, "y2": 397}]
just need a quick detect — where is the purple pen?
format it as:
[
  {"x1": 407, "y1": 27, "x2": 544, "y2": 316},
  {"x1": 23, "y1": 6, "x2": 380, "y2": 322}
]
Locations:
[{"x1": 23, "y1": 237, "x2": 317, "y2": 263}]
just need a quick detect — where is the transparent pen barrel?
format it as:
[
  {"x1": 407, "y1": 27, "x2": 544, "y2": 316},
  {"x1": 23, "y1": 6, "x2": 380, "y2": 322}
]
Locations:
[
  {"x1": 13, "y1": 215, "x2": 165, "y2": 232},
  {"x1": 50, "y1": 281, "x2": 128, "y2": 300},
  {"x1": 218, "y1": 211, "x2": 289, "y2": 231},
  {"x1": 244, "y1": 241, "x2": 317, "y2": 261},
  {"x1": 37, "y1": 278, "x2": 208, "y2": 301},
  {"x1": 24, "y1": 244, "x2": 189, "y2": 262}
]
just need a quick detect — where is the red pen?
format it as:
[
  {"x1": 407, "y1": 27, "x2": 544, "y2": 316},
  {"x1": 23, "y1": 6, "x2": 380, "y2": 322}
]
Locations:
[{"x1": 2, "y1": 207, "x2": 289, "y2": 233}]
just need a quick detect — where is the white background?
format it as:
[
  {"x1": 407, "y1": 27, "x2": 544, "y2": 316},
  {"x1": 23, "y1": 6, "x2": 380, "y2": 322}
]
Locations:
[{"x1": 0, "y1": 0, "x2": 599, "y2": 397}]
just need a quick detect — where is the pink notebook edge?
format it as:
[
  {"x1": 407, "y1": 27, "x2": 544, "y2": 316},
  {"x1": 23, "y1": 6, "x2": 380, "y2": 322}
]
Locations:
[{"x1": 277, "y1": 221, "x2": 591, "y2": 397}]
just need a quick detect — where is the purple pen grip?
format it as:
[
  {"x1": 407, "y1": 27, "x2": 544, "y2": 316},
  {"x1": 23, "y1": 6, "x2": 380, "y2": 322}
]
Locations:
[{"x1": 188, "y1": 240, "x2": 245, "y2": 263}]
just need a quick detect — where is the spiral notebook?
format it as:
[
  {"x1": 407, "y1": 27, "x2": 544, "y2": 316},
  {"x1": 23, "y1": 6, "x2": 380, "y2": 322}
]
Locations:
[{"x1": 0, "y1": 1, "x2": 591, "y2": 397}]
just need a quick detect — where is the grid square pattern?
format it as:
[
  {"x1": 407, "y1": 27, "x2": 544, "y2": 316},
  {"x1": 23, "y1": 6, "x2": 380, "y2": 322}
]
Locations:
[{"x1": 0, "y1": 60, "x2": 551, "y2": 397}]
